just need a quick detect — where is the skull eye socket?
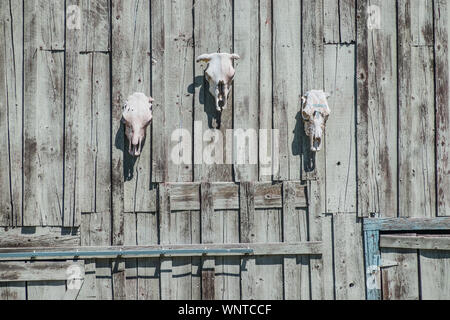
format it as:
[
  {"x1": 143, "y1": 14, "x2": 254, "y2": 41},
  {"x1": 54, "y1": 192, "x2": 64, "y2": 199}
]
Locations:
[
  {"x1": 302, "y1": 110, "x2": 311, "y2": 121},
  {"x1": 205, "y1": 71, "x2": 212, "y2": 82}
]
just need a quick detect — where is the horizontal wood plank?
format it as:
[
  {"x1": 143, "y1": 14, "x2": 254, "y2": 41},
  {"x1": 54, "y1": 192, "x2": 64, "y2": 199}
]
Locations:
[
  {"x1": 168, "y1": 182, "x2": 307, "y2": 211},
  {"x1": 0, "y1": 261, "x2": 84, "y2": 282},
  {"x1": 364, "y1": 217, "x2": 450, "y2": 231},
  {"x1": 381, "y1": 235, "x2": 450, "y2": 251},
  {"x1": 0, "y1": 227, "x2": 80, "y2": 248}
]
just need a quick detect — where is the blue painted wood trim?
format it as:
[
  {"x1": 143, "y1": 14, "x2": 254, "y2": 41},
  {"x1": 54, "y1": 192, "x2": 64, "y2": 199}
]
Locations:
[{"x1": 364, "y1": 230, "x2": 381, "y2": 300}]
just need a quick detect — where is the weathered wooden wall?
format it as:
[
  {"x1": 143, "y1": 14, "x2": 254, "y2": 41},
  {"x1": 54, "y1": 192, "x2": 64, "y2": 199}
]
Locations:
[{"x1": 0, "y1": 0, "x2": 449, "y2": 300}]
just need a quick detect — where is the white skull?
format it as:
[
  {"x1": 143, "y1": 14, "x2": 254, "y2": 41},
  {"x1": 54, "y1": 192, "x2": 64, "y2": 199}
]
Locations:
[
  {"x1": 122, "y1": 92, "x2": 154, "y2": 157},
  {"x1": 301, "y1": 90, "x2": 331, "y2": 152},
  {"x1": 196, "y1": 52, "x2": 240, "y2": 112}
]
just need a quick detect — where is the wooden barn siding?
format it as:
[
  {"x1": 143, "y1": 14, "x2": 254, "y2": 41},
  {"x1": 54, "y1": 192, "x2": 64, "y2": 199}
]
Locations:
[{"x1": 0, "y1": 0, "x2": 449, "y2": 300}]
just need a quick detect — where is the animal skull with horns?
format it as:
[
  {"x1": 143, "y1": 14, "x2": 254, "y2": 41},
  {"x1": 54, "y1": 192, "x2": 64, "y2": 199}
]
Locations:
[
  {"x1": 301, "y1": 90, "x2": 331, "y2": 152},
  {"x1": 196, "y1": 52, "x2": 240, "y2": 112},
  {"x1": 122, "y1": 92, "x2": 154, "y2": 157}
]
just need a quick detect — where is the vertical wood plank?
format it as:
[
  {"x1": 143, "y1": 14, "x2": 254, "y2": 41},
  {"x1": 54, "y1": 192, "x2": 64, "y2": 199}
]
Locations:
[
  {"x1": 233, "y1": 0, "x2": 259, "y2": 182},
  {"x1": 0, "y1": 283, "x2": 26, "y2": 300},
  {"x1": 159, "y1": 184, "x2": 201, "y2": 300},
  {"x1": 398, "y1": 48, "x2": 435, "y2": 218},
  {"x1": 194, "y1": 0, "x2": 233, "y2": 182},
  {"x1": 27, "y1": 279, "x2": 66, "y2": 300},
  {"x1": 309, "y1": 181, "x2": 334, "y2": 300},
  {"x1": 240, "y1": 182, "x2": 256, "y2": 300},
  {"x1": 434, "y1": 0, "x2": 450, "y2": 216},
  {"x1": 380, "y1": 248, "x2": 419, "y2": 300},
  {"x1": 302, "y1": 0, "x2": 325, "y2": 181},
  {"x1": 283, "y1": 182, "x2": 310, "y2": 300},
  {"x1": 112, "y1": 0, "x2": 152, "y2": 235},
  {"x1": 333, "y1": 214, "x2": 365, "y2": 300},
  {"x1": 158, "y1": 184, "x2": 172, "y2": 299},
  {"x1": 0, "y1": 0, "x2": 23, "y2": 226},
  {"x1": 111, "y1": 1, "x2": 151, "y2": 298},
  {"x1": 84, "y1": 212, "x2": 112, "y2": 300},
  {"x1": 324, "y1": 44, "x2": 357, "y2": 213},
  {"x1": 419, "y1": 250, "x2": 450, "y2": 299},
  {"x1": 323, "y1": 0, "x2": 340, "y2": 44},
  {"x1": 272, "y1": 0, "x2": 302, "y2": 181},
  {"x1": 201, "y1": 182, "x2": 215, "y2": 300},
  {"x1": 124, "y1": 213, "x2": 137, "y2": 300},
  {"x1": 340, "y1": 0, "x2": 356, "y2": 43},
  {"x1": 214, "y1": 209, "x2": 240, "y2": 300},
  {"x1": 80, "y1": 0, "x2": 110, "y2": 52},
  {"x1": 357, "y1": 0, "x2": 398, "y2": 217},
  {"x1": 258, "y1": 0, "x2": 273, "y2": 181},
  {"x1": 152, "y1": 0, "x2": 194, "y2": 183},
  {"x1": 23, "y1": 0, "x2": 65, "y2": 226},
  {"x1": 398, "y1": 0, "x2": 435, "y2": 218},
  {"x1": 66, "y1": 0, "x2": 111, "y2": 226},
  {"x1": 324, "y1": 0, "x2": 356, "y2": 44},
  {"x1": 136, "y1": 212, "x2": 160, "y2": 300}
]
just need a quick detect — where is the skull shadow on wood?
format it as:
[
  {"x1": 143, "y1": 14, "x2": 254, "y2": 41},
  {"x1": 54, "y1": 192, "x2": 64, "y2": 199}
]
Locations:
[
  {"x1": 188, "y1": 75, "x2": 222, "y2": 129},
  {"x1": 292, "y1": 111, "x2": 316, "y2": 175}
]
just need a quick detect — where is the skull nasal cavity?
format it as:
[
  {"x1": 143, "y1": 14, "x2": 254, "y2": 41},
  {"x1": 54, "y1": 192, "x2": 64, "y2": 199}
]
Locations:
[{"x1": 218, "y1": 80, "x2": 225, "y2": 96}]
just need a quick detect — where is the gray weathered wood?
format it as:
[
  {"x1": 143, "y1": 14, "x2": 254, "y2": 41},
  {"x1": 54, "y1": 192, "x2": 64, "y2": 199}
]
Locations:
[
  {"x1": 194, "y1": 0, "x2": 233, "y2": 181},
  {"x1": 65, "y1": 0, "x2": 111, "y2": 227},
  {"x1": 272, "y1": 0, "x2": 302, "y2": 181},
  {"x1": 380, "y1": 248, "x2": 419, "y2": 300},
  {"x1": 364, "y1": 217, "x2": 450, "y2": 231},
  {"x1": 381, "y1": 235, "x2": 450, "y2": 251},
  {"x1": 75, "y1": 53, "x2": 111, "y2": 215},
  {"x1": 283, "y1": 181, "x2": 309, "y2": 300},
  {"x1": 81, "y1": 212, "x2": 112, "y2": 300},
  {"x1": 419, "y1": 250, "x2": 450, "y2": 299},
  {"x1": 23, "y1": 0, "x2": 65, "y2": 226},
  {"x1": 0, "y1": 261, "x2": 84, "y2": 282},
  {"x1": 434, "y1": 0, "x2": 450, "y2": 217},
  {"x1": 240, "y1": 182, "x2": 256, "y2": 299},
  {"x1": 324, "y1": 44, "x2": 357, "y2": 213},
  {"x1": 0, "y1": 0, "x2": 23, "y2": 227},
  {"x1": 333, "y1": 214, "x2": 365, "y2": 300},
  {"x1": 0, "y1": 282, "x2": 26, "y2": 300},
  {"x1": 398, "y1": 0, "x2": 435, "y2": 218},
  {"x1": 357, "y1": 0, "x2": 398, "y2": 217},
  {"x1": 79, "y1": 0, "x2": 110, "y2": 52},
  {"x1": 323, "y1": 0, "x2": 340, "y2": 44},
  {"x1": 233, "y1": 0, "x2": 259, "y2": 182},
  {"x1": 258, "y1": 0, "x2": 273, "y2": 181},
  {"x1": 27, "y1": 280, "x2": 66, "y2": 300},
  {"x1": 302, "y1": 0, "x2": 325, "y2": 182},
  {"x1": 167, "y1": 182, "x2": 307, "y2": 211},
  {"x1": 0, "y1": 227, "x2": 79, "y2": 248},
  {"x1": 340, "y1": 0, "x2": 356, "y2": 43},
  {"x1": 152, "y1": 0, "x2": 194, "y2": 183},
  {"x1": 201, "y1": 183, "x2": 215, "y2": 300},
  {"x1": 136, "y1": 212, "x2": 160, "y2": 300},
  {"x1": 112, "y1": 0, "x2": 152, "y2": 217}
]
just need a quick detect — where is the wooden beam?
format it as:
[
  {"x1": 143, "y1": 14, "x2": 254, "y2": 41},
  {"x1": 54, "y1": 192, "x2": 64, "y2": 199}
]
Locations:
[
  {"x1": 380, "y1": 235, "x2": 450, "y2": 251},
  {"x1": 0, "y1": 227, "x2": 80, "y2": 248},
  {"x1": 364, "y1": 217, "x2": 450, "y2": 232},
  {"x1": 0, "y1": 261, "x2": 84, "y2": 282}
]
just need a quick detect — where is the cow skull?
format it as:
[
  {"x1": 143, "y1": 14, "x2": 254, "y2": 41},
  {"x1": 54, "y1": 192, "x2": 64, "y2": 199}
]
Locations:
[
  {"x1": 301, "y1": 90, "x2": 331, "y2": 152},
  {"x1": 196, "y1": 52, "x2": 240, "y2": 112},
  {"x1": 122, "y1": 92, "x2": 154, "y2": 157}
]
